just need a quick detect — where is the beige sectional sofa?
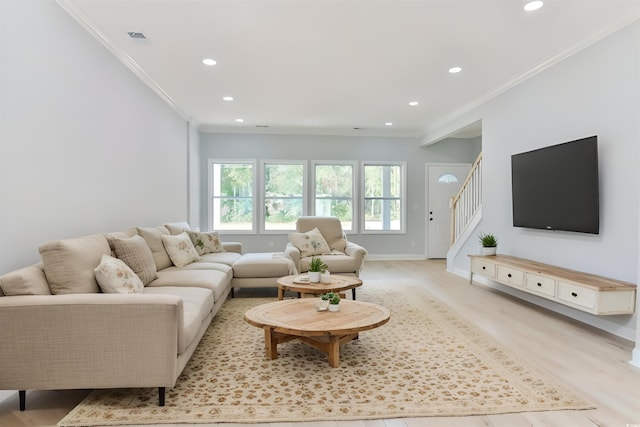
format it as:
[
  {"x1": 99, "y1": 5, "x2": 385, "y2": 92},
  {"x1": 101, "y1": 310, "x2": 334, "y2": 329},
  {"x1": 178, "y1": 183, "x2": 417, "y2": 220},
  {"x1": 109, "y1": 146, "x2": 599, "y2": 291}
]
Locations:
[
  {"x1": 0, "y1": 221, "x2": 246, "y2": 410},
  {"x1": 0, "y1": 217, "x2": 365, "y2": 411}
]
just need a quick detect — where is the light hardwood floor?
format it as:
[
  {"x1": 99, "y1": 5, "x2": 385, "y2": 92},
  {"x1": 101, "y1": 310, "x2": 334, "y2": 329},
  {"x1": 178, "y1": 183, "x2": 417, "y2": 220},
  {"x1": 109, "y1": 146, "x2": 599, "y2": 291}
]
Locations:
[{"x1": 1, "y1": 260, "x2": 638, "y2": 427}]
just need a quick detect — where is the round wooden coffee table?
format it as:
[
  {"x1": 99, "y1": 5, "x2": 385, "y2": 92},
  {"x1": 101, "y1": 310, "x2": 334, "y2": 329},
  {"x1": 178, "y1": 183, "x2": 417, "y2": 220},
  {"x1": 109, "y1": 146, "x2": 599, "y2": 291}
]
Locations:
[
  {"x1": 244, "y1": 298, "x2": 390, "y2": 368},
  {"x1": 276, "y1": 274, "x2": 363, "y2": 300}
]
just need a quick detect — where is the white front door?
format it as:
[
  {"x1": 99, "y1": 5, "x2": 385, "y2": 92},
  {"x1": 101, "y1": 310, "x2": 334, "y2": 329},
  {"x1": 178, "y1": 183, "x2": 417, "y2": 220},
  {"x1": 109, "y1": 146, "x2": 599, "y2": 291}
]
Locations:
[{"x1": 426, "y1": 164, "x2": 470, "y2": 258}]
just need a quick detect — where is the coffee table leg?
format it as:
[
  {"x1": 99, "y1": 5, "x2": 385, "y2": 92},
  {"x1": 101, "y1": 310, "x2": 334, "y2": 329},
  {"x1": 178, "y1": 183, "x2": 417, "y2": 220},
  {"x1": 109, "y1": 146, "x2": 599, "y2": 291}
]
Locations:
[
  {"x1": 264, "y1": 329, "x2": 278, "y2": 360},
  {"x1": 277, "y1": 287, "x2": 284, "y2": 300},
  {"x1": 328, "y1": 336, "x2": 341, "y2": 368}
]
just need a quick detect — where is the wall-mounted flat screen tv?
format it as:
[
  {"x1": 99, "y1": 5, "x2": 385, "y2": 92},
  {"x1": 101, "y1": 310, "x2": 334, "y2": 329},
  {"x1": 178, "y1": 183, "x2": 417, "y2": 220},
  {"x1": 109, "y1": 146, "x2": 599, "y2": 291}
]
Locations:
[{"x1": 511, "y1": 135, "x2": 599, "y2": 234}]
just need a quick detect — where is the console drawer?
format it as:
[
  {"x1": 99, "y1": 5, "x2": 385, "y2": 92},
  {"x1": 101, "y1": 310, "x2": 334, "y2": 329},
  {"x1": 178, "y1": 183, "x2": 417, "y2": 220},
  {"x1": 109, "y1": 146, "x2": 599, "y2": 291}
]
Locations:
[
  {"x1": 497, "y1": 266, "x2": 524, "y2": 287},
  {"x1": 557, "y1": 281, "x2": 596, "y2": 310},
  {"x1": 471, "y1": 258, "x2": 496, "y2": 278},
  {"x1": 525, "y1": 274, "x2": 556, "y2": 297}
]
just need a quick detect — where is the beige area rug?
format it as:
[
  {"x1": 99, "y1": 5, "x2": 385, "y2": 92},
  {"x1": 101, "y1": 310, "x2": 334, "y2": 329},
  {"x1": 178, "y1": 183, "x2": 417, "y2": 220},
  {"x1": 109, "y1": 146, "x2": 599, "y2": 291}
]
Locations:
[{"x1": 58, "y1": 280, "x2": 593, "y2": 426}]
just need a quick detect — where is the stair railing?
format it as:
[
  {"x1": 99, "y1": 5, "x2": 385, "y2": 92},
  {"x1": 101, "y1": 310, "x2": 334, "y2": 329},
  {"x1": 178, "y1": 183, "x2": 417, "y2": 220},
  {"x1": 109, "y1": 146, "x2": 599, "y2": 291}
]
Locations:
[{"x1": 450, "y1": 152, "x2": 482, "y2": 246}]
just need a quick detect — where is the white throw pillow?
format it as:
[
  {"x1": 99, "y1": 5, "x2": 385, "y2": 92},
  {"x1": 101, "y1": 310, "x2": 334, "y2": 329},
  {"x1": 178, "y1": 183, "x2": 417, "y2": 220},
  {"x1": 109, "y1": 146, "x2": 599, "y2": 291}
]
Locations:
[
  {"x1": 186, "y1": 230, "x2": 225, "y2": 255},
  {"x1": 288, "y1": 227, "x2": 331, "y2": 257},
  {"x1": 94, "y1": 254, "x2": 143, "y2": 294},
  {"x1": 161, "y1": 232, "x2": 200, "y2": 268}
]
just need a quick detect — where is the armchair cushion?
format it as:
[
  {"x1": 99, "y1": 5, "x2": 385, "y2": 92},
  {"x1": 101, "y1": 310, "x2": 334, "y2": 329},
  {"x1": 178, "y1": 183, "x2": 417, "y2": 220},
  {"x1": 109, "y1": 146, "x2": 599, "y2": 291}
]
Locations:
[
  {"x1": 288, "y1": 227, "x2": 330, "y2": 257},
  {"x1": 295, "y1": 216, "x2": 347, "y2": 252}
]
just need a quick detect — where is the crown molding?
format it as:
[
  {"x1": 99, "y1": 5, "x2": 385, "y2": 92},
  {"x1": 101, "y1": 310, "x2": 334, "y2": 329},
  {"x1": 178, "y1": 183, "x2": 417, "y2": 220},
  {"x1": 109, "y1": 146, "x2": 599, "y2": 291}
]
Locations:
[
  {"x1": 421, "y1": 16, "x2": 640, "y2": 145},
  {"x1": 56, "y1": 0, "x2": 190, "y2": 121}
]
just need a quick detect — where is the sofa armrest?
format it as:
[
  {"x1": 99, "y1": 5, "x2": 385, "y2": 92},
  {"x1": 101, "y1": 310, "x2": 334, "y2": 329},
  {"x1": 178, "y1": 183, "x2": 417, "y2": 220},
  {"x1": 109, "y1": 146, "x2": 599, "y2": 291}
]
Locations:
[
  {"x1": 222, "y1": 242, "x2": 243, "y2": 254},
  {"x1": 284, "y1": 243, "x2": 301, "y2": 272},
  {"x1": 0, "y1": 293, "x2": 182, "y2": 391},
  {"x1": 345, "y1": 241, "x2": 367, "y2": 274}
]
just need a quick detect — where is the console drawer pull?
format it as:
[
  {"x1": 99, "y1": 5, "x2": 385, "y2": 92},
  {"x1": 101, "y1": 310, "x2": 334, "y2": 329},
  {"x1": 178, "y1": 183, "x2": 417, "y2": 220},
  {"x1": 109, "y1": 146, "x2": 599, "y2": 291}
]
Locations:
[
  {"x1": 507, "y1": 273, "x2": 512, "y2": 278},
  {"x1": 537, "y1": 283, "x2": 542, "y2": 287},
  {"x1": 571, "y1": 292, "x2": 578, "y2": 297}
]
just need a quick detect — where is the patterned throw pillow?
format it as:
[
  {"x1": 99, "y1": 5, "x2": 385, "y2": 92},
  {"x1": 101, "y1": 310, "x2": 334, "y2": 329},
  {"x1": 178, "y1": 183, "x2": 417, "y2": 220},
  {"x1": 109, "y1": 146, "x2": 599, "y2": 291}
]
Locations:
[
  {"x1": 186, "y1": 230, "x2": 225, "y2": 255},
  {"x1": 112, "y1": 235, "x2": 158, "y2": 286},
  {"x1": 161, "y1": 232, "x2": 200, "y2": 268},
  {"x1": 94, "y1": 254, "x2": 144, "y2": 294},
  {"x1": 288, "y1": 227, "x2": 331, "y2": 257}
]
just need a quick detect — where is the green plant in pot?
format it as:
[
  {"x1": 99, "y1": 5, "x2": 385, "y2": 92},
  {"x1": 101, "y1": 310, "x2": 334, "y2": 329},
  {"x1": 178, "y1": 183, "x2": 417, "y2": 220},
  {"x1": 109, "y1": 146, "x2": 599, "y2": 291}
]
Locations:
[
  {"x1": 478, "y1": 232, "x2": 498, "y2": 256},
  {"x1": 308, "y1": 257, "x2": 328, "y2": 283},
  {"x1": 321, "y1": 292, "x2": 341, "y2": 312}
]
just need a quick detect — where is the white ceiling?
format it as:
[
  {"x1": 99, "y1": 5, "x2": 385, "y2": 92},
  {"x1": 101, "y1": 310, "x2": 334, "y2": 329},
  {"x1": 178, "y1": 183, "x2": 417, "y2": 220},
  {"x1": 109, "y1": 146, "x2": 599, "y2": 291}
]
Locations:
[{"x1": 58, "y1": 0, "x2": 639, "y2": 138}]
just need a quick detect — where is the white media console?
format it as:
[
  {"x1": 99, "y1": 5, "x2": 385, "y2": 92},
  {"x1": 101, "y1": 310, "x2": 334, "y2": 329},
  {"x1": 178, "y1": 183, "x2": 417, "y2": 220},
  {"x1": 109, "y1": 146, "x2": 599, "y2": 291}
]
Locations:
[{"x1": 469, "y1": 254, "x2": 636, "y2": 315}]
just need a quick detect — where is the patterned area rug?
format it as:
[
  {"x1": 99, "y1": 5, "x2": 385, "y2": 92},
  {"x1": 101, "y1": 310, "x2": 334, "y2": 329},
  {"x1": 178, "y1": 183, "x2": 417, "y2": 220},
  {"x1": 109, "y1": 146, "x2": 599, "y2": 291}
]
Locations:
[{"x1": 58, "y1": 280, "x2": 593, "y2": 426}]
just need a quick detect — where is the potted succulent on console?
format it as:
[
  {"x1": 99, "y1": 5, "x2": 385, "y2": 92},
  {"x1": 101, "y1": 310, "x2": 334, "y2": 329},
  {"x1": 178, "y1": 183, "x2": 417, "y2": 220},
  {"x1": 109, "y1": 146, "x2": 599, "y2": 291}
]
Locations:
[
  {"x1": 308, "y1": 257, "x2": 328, "y2": 283},
  {"x1": 479, "y1": 232, "x2": 498, "y2": 256}
]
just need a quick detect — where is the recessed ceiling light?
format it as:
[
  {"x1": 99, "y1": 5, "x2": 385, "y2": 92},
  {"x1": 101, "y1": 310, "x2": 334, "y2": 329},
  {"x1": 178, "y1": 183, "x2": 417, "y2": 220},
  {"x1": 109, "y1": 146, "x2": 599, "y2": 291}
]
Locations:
[
  {"x1": 202, "y1": 58, "x2": 217, "y2": 66},
  {"x1": 449, "y1": 66, "x2": 462, "y2": 74},
  {"x1": 524, "y1": 1, "x2": 544, "y2": 11},
  {"x1": 235, "y1": 118, "x2": 244, "y2": 123},
  {"x1": 385, "y1": 122, "x2": 393, "y2": 126},
  {"x1": 223, "y1": 96, "x2": 234, "y2": 101},
  {"x1": 409, "y1": 101, "x2": 419, "y2": 106}
]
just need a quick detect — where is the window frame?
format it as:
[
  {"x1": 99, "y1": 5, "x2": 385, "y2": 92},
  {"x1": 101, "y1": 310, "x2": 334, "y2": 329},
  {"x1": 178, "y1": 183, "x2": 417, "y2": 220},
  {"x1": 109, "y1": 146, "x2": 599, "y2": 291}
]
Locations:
[
  {"x1": 208, "y1": 159, "x2": 257, "y2": 234},
  {"x1": 360, "y1": 160, "x2": 407, "y2": 234},
  {"x1": 311, "y1": 160, "x2": 358, "y2": 233},
  {"x1": 259, "y1": 159, "x2": 308, "y2": 234}
]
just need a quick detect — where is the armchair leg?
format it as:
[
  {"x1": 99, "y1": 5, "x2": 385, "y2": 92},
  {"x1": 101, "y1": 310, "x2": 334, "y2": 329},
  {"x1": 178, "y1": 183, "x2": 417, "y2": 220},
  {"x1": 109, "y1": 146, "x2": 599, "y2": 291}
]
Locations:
[
  {"x1": 158, "y1": 387, "x2": 165, "y2": 406},
  {"x1": 19, "y1": 390, "x2": 26, "y2": 411}
]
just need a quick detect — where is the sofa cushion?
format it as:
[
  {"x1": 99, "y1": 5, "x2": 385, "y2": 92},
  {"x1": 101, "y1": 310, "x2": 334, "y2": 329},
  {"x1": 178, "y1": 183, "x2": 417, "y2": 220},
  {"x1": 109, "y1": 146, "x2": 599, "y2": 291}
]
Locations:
[
  {"x1": 112, "y1": 235, "x2": 158, "y2": 286},
  {"x1": 0, "y1": 264, "x2": 51, "y2": 296},
  {"x1": 136, "y1": 226, "x2": 173, "y2": 270},
  {"x1": 148, "y1": 269, "x2": 231, "y2": 302},
  {"x1": 198, "y1": 251, "x2": 243, "y2": 266},
  {"x1": 164, "y1": 221, "x2": 191, "y2": 235},
  {"x1": 103, "y1": 228, "x2": 138, "y2": 256},
  {"x1": 143, "y1": 286, "x2": 214, "y2": 354},
  {"x1": 288, "y1": 227, "x2": 331, "y2": 257},
  {"x1": 186, "y1": 230, "x2": 225, "y2": 255},
  {"x1": 233, "y1": 252, "x2": 296, "y2": 278},
  {"x1": 162, "y1": 262, "x2": 232, "y2": 275},
  {"x1": 39, "y1": 234, "x2": 110, "y2": 294},
  {"x1": 94, "y1": 254, "x2": 144, "y2": 294},
  {"x1": 161, "y1": 232, "x2": 200, "y2": 268}
]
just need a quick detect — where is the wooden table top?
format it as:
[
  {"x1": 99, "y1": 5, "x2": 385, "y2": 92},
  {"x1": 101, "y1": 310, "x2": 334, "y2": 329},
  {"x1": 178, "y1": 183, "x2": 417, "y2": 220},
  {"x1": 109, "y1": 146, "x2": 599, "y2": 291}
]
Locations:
[
  {"x1": 276, "y1": 274, "x2": 363, "y2": 294},
  {"x1": 244, "y1": 298, "x2": 390, "y2": 337}
]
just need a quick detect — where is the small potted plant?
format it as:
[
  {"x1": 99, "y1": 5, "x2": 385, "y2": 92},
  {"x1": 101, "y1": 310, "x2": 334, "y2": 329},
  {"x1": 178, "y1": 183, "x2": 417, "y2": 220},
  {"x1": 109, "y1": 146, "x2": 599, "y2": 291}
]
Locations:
[
  {"x1": 321, "y1": 292, "x2": 341, "y2": 312},
  {"x1": 308, "y1": 257, "x2": 328, "y2": 283},
  {"x1": 478, "y1": 232, "x2": 498, "y2": 256}
]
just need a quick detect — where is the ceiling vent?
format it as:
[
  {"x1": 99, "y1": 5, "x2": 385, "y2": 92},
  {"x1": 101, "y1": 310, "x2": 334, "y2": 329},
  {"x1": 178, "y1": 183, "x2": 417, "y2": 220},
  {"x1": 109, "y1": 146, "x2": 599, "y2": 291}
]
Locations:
[{"x1": 127, "y1": 32, "x2": 146, "y2": 39}]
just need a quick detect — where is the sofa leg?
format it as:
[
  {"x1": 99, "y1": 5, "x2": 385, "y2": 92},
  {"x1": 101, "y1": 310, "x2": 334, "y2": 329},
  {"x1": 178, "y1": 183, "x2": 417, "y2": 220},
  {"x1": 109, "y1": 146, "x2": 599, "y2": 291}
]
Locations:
[
  {"x1": 230, "y1": 287, "x2": 235, "y2": 298},
  {"x1": 19, "y1": 390, "x2": 26, "y2": 411},
  {"x1": 158, "y1": 387, "x2": 165, "y2": 406}
]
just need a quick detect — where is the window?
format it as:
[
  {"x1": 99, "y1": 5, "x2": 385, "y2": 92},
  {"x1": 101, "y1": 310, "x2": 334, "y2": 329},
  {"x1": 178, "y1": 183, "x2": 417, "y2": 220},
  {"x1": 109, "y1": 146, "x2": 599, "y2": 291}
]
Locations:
[
  {"x1": 209, "y1": 160, "x2": 255, "y2": 232},
  {"x1": 312, "y1": 162, "x2": 356, "y2": 231},
  {"x1": 362, "y1": 162, "x2": 406, "y2": 232},
  {"x1": 262, "y1": 161, "x2": 306, "y2": 231}
]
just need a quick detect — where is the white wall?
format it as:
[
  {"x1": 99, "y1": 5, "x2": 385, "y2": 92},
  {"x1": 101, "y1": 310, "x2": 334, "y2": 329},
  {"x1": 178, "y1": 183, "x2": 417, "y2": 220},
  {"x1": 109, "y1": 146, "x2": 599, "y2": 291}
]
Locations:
[
  {"x1": 452, "y1": 21, "x2": 639, "y2": 340},
  {"x1": 199, "y1": 133, "x2": 480, "y2": 255},
  {"x1": 0, "y1": 0, "x2": 189, "y2": 273}
]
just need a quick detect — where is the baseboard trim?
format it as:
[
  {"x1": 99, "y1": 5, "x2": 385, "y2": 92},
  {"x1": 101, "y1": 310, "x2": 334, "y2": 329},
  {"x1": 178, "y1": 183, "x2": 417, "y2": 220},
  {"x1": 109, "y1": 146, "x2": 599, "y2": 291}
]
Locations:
[{"x1": 630, "y1": 348, "x2": 640, "y2": 369}]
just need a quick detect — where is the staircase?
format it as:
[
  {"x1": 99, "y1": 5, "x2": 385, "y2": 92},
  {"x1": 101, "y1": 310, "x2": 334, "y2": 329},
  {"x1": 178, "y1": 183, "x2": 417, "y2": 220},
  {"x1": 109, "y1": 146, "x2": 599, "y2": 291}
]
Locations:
[{"x1": 447, "y1": 153, "x2": 482, "y2": 270}]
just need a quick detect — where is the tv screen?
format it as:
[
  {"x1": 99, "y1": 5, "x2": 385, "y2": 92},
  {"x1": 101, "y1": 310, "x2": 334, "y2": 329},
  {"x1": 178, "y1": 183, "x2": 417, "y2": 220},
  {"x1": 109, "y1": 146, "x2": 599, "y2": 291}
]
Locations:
[{"x1": 511, "y1": 135, "x2": 599, "y2": 234}]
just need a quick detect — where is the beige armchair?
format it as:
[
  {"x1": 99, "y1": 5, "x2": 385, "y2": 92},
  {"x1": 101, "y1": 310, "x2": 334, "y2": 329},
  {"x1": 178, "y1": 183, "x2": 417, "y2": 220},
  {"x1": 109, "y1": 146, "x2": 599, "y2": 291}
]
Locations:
[{"x1": 285, "y1": 216, "x2": 367, "y2": 276}]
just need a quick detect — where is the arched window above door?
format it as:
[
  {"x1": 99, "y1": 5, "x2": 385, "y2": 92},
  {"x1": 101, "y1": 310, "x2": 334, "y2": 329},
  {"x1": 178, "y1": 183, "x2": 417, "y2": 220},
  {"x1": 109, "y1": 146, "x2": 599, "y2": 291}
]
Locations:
[{"x1": 437, "y1": 173, "x2": 459, "y2": 184}]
